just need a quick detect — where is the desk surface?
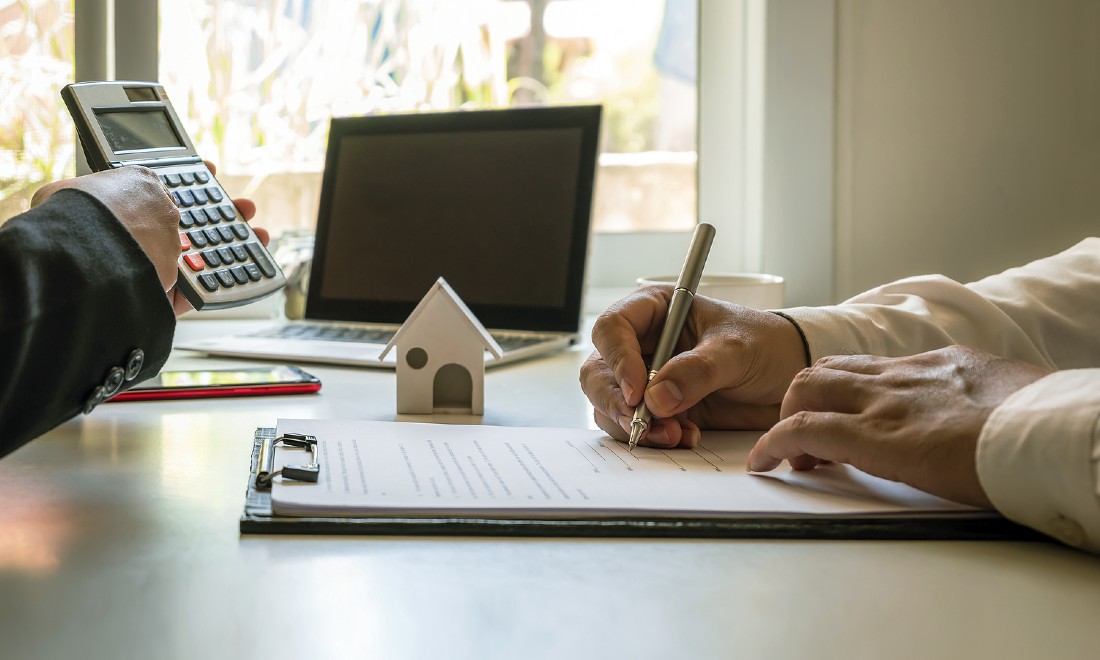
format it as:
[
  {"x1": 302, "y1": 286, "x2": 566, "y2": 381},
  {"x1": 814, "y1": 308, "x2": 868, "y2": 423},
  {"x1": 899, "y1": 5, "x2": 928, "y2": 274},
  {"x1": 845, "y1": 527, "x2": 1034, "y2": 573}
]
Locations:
[{"x1": 1, "y1": 320, "x2": 1098, "y2": 660}]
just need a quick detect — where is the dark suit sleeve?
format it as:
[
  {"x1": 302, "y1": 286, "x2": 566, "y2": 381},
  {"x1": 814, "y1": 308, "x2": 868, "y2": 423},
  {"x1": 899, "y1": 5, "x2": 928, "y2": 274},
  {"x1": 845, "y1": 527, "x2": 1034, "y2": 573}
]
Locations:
[{"x1": 0, "y1": 189, "x2": 176, "y2": 457}]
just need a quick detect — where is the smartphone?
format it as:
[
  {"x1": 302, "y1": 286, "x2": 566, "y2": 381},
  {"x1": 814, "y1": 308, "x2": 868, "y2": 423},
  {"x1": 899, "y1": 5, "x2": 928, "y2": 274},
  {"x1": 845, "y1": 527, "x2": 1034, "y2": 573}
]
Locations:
[
  {"x1": 61, "y1": 81, "x2": 286, "y2": 311},
  {"x1": 109, "y1": 365, "x2": 321, "y2": 402}
]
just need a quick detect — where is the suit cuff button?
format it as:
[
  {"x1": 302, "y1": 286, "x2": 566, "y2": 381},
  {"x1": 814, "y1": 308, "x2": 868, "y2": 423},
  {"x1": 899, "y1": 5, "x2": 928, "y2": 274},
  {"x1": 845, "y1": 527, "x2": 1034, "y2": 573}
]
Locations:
[
  {"x1": 84, "y1": 385, "x2": 106, "y2": 415},
  {"x1": 125, "y1": 348, "x2": 145, "y2": 381},
  {"x1": 103, "y1": 366, "x2": 126, "y2": 397}
]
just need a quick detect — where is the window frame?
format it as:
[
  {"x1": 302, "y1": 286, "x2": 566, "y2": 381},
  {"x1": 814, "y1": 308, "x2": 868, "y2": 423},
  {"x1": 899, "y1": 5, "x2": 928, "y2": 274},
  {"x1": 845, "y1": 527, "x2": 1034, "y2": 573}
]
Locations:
[
  {"x1": 589, "y1": 0, "x2": 836, "y2": 309},
  {"x1": 588, "y1": 0, "x2": 748, "y2": 291}
]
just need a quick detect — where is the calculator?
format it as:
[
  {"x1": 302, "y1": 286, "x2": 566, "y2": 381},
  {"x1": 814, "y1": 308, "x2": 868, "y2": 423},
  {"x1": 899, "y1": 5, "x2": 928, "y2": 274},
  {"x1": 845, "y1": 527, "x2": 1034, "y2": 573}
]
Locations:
[{"x1": 61, "y1": 81, "x2": 286, "y2": 311}]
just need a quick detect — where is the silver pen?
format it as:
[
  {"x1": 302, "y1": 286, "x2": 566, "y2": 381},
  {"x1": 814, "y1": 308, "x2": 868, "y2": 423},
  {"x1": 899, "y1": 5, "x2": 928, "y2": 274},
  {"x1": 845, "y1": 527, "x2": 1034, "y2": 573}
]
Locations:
[{"x1": 628, "y1": 223, "x2": 716, "y2": 451}]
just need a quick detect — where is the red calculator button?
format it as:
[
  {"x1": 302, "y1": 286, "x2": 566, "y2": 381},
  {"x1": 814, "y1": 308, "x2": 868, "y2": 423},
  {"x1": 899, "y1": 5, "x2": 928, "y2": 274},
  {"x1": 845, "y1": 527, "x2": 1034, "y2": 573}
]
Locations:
[
  {"x1": 179, "y1": 232, "x2": 192, "y2": 251},
  {"x1": 183, "y1": 253, "x2": 205, "y2": 271}
]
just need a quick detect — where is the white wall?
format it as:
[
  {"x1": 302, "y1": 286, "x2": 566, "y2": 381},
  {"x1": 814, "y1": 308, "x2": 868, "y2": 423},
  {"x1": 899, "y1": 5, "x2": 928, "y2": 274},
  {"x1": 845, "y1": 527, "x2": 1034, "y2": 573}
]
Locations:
[
  {"x1": 834, "y1": 0, "x2": 1100, "y2": 300},
  {"x1": 758, "y1": 0, "x2": 836, "y2": 307}
]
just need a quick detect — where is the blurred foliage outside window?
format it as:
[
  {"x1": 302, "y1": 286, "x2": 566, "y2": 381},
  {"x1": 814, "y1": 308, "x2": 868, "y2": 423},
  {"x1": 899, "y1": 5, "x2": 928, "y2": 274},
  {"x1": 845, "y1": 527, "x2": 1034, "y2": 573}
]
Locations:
[
  {"x1": 0, "y1": 0, "x2": 697, "y2": 233},
  {"x1": 160, "y1": 0, "x2": 697, "y2": 236},
  {"x1": 0, "y1": 0, "x2": 75, "y2": 224}
]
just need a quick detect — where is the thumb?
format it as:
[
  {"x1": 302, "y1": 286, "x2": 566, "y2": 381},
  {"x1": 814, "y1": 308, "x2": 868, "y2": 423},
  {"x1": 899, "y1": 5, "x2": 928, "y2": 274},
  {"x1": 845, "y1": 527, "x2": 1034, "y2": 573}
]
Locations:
[{"x1": 643, "y1": 333, "x2": 749, "y2": 417}]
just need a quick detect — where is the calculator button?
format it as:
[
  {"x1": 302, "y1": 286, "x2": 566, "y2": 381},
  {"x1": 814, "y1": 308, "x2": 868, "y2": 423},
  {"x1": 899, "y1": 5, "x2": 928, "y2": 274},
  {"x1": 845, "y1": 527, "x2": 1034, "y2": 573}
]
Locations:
[
  {"x1": 201, "y1": 250, "x2": 222, "y2": 267},
  {"x1": 217, "y1": 226, "x2": 235, "y2": 242},
  {"x1": 187, "y1": 230, "x2": 209, "y2": 248},
  {"x1": 218, "y1": 204, "x2": 237, "y2": 221},
  {"x1": 178, "y1": 211, "x2": 195, "y2": 229},
  {"x1": 173, "y1": 190, "x2": 195, "y2": 207},
  {"x1": 245, "y1": 241, "x2": 277, "y2": 278},
  {"x1": 243, "y1": 263, "x2": 263, "y2": 282},
  {"x1": 230, "y1": 224, "x2": 250, "y2": 240},
  {"x1": 179, "y1": 233, "x2": 191, "y2": 251},
  {"x1": 183, "y1": 253, "x2": 206, "y2": 271},
  {"x1": 204, "y1": 207, "x2": 222, "y2": 224},
  {"x1": 192, "y1": 188, "x2": 210, "y2": 205},
  {"x1": 204, "y1": 228, "x2": 222, "y2": 245},
  {"x1": 215, "y1": 269, "x2": 236, "y2": 287},
  {"x1": 195, "y1": 170, "x2": 210, "y2": 184},
  {"x1": 217, "y1": 246, "x2": 235, "y2": 264},
  {"x1": 230, "y1": 265, "x2": 249, "y2": 285},
  {"x1": 198, "y1": 274, "x2": 219, "y2": 292},
  {"x1": 165, "y1": 173, "x2": 182, "y2": 187},
  {"x1": 207, "y1": 187, "x2": 224, "y2": 203},
  {"x1": 180, "y1": 171, "x2": 196, "y2": 185},
  {"x1": 190, "y1": 209, "x2": 208, "y2": 226},
  {"x1": 231, "y1": 244, "x2": 249, "y2": 262}
]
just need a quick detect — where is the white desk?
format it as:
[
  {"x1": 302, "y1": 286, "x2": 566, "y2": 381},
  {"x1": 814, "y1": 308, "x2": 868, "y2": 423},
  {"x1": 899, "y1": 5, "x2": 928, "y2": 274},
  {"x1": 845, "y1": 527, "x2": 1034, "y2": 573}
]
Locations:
[{"x1": 1, "y1": 320, "x2": 1098, "y2": 660}]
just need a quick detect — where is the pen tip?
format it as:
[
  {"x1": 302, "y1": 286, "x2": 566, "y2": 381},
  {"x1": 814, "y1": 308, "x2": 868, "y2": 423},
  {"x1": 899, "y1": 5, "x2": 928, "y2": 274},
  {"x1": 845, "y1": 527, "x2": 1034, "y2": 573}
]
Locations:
[{"x1": 627, "y1": 424, "x2": 644, "y2": 451}]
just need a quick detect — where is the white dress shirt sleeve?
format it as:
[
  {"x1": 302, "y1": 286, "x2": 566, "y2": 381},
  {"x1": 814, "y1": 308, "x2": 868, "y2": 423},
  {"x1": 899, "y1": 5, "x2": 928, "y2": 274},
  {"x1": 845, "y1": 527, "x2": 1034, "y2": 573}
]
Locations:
[
  {"x1": 779, "y1": 237, "x2": 1100, "y2": 551},
  {"x1": 977, "y1": 370, "x2": 1100, "y2": 552}
]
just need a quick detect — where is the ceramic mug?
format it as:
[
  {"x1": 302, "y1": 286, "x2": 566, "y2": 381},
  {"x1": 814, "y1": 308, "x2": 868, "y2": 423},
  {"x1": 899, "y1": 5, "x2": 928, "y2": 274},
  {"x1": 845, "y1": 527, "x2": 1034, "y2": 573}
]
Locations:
[{"x1": 636, "y1": 273, "x2": 785, "y2": 310}]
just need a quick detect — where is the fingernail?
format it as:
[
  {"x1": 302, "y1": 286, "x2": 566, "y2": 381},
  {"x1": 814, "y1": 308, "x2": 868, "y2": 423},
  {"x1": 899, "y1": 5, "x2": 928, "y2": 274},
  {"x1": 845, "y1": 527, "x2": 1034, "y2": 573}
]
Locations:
[
  {"x1": 747, "y1": 454, "x2": 776, "y2": 473},
  {"x1": 648, "y1": 381, "x2": 683, "y2": 413},
  {"x1": 620, "y1": 380, "x2": 635, "y2": 405},
  {"x1": 647, "y1": 426, "x2": 673, "y2": 446},
  {"x1": 683, "y1": 427, "x2": 701, "y2": 447}
]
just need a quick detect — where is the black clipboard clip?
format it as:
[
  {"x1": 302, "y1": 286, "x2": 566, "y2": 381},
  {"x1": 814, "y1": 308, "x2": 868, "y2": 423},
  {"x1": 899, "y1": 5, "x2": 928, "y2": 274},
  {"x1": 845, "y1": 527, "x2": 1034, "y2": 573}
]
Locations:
[{"x1": 255, "y1": 432, "x2": 320, "y2": 489}]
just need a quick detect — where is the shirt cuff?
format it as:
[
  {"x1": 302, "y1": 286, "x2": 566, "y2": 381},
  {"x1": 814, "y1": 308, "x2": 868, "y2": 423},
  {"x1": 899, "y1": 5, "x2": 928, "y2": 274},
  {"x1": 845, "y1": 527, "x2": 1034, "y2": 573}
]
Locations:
[
  {"x1": 769, "y1": 311, "x2": 811, "y2": 367},
  {"x1": 976, "y1": 369, "x2": 1100, "y2": 552},
  {"x1": 777, "y1": 305, "x2": 881, "y2": 362}
]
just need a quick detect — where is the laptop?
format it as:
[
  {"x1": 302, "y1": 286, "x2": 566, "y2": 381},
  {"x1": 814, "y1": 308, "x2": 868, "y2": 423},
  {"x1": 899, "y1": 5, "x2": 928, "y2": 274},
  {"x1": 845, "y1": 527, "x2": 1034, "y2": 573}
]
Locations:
[{"x1": 178, "y1": 104, "x2": 602, "y2": 368}]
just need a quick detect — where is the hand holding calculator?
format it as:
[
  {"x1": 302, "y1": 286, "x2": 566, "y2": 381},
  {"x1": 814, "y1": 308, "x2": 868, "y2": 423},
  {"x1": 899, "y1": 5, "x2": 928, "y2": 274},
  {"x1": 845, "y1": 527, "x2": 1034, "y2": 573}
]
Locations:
[{"x1": 62, "y1": 81, "x2": 286, "y2": 311}]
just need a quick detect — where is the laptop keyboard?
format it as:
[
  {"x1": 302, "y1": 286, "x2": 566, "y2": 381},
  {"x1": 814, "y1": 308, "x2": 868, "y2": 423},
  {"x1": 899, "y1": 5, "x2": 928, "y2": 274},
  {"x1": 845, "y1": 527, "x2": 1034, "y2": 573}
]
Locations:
[
  {"x1": 253, "y1": 325, "x2": 395, "y2": 344},
  {"x1": 249, "y1": 323, "x2": 553, "y2": 352}
]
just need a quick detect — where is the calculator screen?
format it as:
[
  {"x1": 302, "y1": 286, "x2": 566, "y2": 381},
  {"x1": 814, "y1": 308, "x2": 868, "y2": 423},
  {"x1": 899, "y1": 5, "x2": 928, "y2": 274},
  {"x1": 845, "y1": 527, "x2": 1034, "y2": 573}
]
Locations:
[{"x1": 95, "y1": 108, "x2": 183, "y2": 153}]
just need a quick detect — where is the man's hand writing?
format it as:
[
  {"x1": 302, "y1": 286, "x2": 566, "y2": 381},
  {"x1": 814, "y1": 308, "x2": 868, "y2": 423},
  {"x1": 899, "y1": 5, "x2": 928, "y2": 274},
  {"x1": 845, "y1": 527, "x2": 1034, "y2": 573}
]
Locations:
[{"x1": 579, "y1": 287, "x2": 807, "y2": 449}]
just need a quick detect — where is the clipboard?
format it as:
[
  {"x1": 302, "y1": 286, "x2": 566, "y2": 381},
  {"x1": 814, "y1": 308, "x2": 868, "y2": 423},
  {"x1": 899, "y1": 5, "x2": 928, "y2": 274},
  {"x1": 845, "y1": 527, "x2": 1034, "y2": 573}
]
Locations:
[{"x1": 239, "y1": 427, "x2": 1046, "y2": 541}]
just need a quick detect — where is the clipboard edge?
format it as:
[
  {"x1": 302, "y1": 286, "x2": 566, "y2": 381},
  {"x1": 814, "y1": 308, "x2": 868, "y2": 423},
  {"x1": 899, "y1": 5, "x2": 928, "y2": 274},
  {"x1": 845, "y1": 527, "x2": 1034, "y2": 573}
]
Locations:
[{"x1": 239, "y1": 427, "x2": 1048, "y2": 542}]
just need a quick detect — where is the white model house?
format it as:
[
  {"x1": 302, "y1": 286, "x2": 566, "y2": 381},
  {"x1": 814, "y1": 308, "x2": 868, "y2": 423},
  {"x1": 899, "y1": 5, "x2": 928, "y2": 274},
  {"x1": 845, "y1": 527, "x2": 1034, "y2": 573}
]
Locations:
[{"x1": 379, "y1": 277, "x2": 503, "y2": 414}]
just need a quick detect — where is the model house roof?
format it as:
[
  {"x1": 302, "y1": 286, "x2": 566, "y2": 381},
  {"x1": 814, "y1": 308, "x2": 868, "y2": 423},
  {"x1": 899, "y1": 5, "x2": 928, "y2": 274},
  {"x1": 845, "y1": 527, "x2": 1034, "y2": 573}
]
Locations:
[{"x1": 378, "y1": 277, "x2": 503, "y2": 361}]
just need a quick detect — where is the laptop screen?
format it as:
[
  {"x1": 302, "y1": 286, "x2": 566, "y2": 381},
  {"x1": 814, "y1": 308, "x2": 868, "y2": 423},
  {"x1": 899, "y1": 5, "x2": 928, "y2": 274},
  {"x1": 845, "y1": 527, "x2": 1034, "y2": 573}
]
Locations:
[{"x1": 306, "y1": 105, "x2": 601, "y2": 333}]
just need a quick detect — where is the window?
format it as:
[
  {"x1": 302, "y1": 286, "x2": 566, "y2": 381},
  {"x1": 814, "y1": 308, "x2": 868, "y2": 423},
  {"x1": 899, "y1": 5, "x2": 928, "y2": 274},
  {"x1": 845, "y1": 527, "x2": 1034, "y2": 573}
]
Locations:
[
  {"x1": 13, "y1": 1, "x2": 812, "y2": 299},
  {"x1": 0, "y1": 0, "x2": 76, "y2": 225},
  {"x1": 158, "y1": 0, "x2": 698, "y2": 241}
]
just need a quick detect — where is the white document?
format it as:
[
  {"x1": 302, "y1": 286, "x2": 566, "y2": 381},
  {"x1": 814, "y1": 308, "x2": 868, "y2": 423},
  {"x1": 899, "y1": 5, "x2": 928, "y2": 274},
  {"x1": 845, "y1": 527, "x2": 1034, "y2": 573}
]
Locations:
[{"x1": 270, "y1": 419, "x2": 982, "y2": 519}]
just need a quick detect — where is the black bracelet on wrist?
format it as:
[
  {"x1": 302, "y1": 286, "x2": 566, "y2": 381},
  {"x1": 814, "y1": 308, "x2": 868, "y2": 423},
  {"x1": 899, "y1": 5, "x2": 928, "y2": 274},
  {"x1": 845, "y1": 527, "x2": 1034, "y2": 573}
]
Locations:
[{"x1": 769, "y1": 310, "x2": 812, "y2": 368}]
